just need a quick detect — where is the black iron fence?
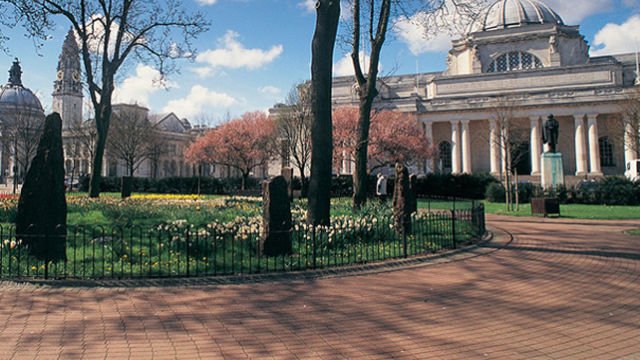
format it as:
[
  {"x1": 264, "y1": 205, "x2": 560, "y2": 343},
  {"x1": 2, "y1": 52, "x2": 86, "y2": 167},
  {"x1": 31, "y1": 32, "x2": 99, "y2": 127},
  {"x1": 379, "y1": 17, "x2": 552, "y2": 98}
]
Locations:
[{"x1": 0, "y1": 202, "x2": 485, "y2": 280}]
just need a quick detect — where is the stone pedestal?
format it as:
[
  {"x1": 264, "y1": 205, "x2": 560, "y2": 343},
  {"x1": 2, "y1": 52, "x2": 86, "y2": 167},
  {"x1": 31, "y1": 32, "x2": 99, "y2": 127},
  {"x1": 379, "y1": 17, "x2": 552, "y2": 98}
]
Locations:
[{"x1": 540, "y1": 152, "x2": 564, "y2": 190}]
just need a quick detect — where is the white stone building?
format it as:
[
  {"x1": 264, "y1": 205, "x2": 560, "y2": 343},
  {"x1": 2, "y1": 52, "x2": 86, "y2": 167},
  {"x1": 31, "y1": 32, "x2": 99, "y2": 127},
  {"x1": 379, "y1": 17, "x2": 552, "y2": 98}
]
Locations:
[
  {"x1": 332, "y1": 0, "x2": 640, "y2": 183},
  {"x1": 52, "y1": 29, "x2": 200, "y2": 180}
]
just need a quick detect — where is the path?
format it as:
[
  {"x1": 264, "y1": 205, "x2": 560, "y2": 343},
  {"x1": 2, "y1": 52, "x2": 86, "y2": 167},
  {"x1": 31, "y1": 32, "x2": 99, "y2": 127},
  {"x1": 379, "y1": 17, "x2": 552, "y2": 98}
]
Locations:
[{"x1": 0, "y1": 215, "x2": 639, "y2": 359}]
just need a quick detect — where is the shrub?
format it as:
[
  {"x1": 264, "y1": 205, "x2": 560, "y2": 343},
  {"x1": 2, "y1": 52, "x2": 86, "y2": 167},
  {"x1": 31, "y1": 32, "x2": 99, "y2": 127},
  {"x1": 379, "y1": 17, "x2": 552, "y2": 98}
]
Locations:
[
  {"x1": 485, "y1": 182, "x2": 505, "y2": 202},
  {"x1": 413, "y1": 173, "x2": 499, "y2": 199},
  {"x1": 78, "y1": 176, "x2": 259, "y2": 195}
]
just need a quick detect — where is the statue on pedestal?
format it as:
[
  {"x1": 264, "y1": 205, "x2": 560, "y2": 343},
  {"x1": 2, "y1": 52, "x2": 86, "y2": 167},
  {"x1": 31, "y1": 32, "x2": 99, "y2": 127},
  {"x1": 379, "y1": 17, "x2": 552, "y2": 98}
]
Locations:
[{"x1": 542, "y1": 114, "x2": 559, "y2": 153}]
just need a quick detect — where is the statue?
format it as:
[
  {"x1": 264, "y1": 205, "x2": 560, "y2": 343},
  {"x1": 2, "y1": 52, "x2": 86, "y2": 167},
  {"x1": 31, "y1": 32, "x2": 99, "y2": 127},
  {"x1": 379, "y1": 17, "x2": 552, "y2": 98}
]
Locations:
[
  {"x1": 8, "y1": 58, "x2": 22, "y2": 86},
  {"x1": 542, "y1": 114, "x2": 559, "y2": 153}
]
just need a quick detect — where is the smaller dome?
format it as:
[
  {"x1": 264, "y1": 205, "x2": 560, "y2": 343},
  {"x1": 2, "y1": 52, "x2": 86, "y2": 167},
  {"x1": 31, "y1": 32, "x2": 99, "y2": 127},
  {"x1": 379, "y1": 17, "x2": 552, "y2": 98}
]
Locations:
[
  {"x1": 0, "y1": 86, "x2": 44, "y2": 114},
  {"x1": 0, "y1": 59, "x2": 44, "y2": 116},
  {"x1": 481, "y1": 0, "x2": 564, "y2": 32}
]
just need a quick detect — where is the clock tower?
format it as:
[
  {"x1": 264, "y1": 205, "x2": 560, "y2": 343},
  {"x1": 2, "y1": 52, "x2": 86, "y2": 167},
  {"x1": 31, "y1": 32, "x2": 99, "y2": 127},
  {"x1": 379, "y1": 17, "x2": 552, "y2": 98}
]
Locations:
[{"x1": 52, "y1": 28, "x2": 83, "y2": 129}]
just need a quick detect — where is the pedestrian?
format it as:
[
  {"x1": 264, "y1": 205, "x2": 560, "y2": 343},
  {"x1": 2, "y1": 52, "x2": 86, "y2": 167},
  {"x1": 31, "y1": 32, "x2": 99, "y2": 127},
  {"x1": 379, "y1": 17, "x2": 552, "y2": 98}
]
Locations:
[{"x1": 376, "y1": 173, "x2": 388, "y2": 202}]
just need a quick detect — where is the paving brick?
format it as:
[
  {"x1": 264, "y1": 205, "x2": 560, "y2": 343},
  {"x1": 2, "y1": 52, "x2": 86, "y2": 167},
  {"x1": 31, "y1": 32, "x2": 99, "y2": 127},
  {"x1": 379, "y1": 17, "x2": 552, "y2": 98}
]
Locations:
[{"x1": 1, "y1": 215, "x2": 639, "y2": 358}]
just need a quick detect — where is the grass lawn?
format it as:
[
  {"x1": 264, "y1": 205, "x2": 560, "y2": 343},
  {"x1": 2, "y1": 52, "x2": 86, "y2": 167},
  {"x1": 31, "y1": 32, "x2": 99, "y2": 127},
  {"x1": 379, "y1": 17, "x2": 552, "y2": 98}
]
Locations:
[
  {"x1": 483, "y1": 201, "x2": 640, "y2": 220},
  {"x1": 627, "y1": 229, "x2": 640, "y2": 236}
]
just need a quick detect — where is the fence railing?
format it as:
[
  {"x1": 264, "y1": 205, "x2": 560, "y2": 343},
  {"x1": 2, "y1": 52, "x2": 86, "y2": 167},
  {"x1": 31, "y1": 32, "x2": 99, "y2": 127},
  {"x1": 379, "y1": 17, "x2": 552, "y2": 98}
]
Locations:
[{"x1": 0, "y1": 203, "x2": 485, "y2": 280}]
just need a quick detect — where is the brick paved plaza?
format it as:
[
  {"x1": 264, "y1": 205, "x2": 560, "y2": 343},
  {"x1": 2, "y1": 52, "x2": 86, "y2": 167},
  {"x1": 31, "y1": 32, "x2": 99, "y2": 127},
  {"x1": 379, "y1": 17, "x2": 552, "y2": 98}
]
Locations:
[{"x1": 0, "y1": 215, "x2": 639, "y2": 359}]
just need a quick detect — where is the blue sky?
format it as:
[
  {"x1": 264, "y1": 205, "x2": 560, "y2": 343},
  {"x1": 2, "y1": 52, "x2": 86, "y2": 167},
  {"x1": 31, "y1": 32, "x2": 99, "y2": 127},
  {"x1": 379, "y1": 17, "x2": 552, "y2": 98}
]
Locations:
[{"x1": 1, "y1": 0, "x2": 639, "y2": 126}]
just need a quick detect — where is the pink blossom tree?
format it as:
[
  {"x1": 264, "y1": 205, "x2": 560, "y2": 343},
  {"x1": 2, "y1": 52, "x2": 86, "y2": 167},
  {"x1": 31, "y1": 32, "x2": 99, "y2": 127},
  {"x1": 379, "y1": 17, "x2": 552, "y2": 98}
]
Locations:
[{"x1": 186, "y1": 111, "x2": 275, "y2": 190}]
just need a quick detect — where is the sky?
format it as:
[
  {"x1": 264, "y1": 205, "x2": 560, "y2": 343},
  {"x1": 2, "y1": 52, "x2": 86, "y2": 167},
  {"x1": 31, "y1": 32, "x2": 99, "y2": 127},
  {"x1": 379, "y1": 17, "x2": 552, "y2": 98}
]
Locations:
[{"x1": 0, "y1": 0, "x2": 639, "y2": 126}]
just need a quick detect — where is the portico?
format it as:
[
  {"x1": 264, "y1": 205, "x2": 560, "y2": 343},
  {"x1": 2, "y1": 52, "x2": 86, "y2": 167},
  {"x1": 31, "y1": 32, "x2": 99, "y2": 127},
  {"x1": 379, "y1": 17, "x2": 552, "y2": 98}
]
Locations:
[{"x1": 330, "y1": 0, "x2": 640, "y2": 180}]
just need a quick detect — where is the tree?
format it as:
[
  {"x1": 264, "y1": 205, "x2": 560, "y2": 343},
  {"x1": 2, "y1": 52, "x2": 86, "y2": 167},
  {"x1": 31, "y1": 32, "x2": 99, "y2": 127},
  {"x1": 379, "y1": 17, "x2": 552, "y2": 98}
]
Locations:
[
  {"x1": 107, "y1": 105, "x2": 159, "y2": 177},
  {"x1": 1, "y1": 111, "x2": 44, "y2": 193},
  {"x1": 185, "y1": 111, "x2": 275, "y2": 191},
  {"x1": 272, "y1": 82, "x2": 313, "y2": 196},
  {"x1": 307, "y1": 0, "x2": 341, "y2": 226},
  {"x1": 619, "y1": 87, "x2": 640, "y2": 161},
  {"x1": 13, "y1": 0, "x2": 209, "y2": 197},
  {"x1": 0, "y1": 1, "x2": 49, "y2": 53},
  {"x1": 333, "y1": 107, "x2": 432, "y2": 173},
  {"x1": 346, "y1": 0, "x2": 482, "y2": 209},
  {"x1": 491, "y1": 97, "x2": 528, "y2": 211}
]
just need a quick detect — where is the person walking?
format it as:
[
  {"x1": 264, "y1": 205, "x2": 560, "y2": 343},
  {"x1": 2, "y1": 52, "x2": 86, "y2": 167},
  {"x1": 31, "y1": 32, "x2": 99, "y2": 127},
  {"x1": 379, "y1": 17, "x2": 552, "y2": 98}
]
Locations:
[{"x1": 376, "y1": 173, "x2": 388, "y2": 202}]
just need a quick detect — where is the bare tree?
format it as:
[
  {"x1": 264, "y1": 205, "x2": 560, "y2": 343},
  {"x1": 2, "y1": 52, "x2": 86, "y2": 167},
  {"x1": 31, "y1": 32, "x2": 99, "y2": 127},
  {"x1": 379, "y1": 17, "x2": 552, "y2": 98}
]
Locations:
[
  {"x1": 12, "y1": 0, "x2": 209, "y2": 197},
  {"x1": 619, "y1": 87, "x2": 640, "y2": 162},
  {"x1": 491, "y1": 97, "x2": 528, "y2": 211},
  {"x1": 0, "y1": 1, "x2": 50, "y2": 53},
  {"x1": 346, "y1": 0, "x2": 483, "y2": 209},
  {"x1": 308, "y1": 0, "x2": 341, "y2": 226},
  {"x1": 272, "y1": 82, "x2": 313, "y2": 196},
  {"x1": 1, "y1": 111, "x2": 44, "y2": 193},
  {"x1": 107, "y1": 105, "x2": 159, "y2": 177}
]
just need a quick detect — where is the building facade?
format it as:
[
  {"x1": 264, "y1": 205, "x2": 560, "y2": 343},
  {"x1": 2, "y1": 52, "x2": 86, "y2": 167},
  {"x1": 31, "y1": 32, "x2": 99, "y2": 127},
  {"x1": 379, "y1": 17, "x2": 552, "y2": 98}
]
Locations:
[
  {"x1": 0, "y1": 59, "x2": 46, "y2": 186},
  {"x1": 332, "y1": 0, "x2": 640, "y2": 182},
  {"x1": 52, "y1": 29, "x2": 200, "y2": 180}
]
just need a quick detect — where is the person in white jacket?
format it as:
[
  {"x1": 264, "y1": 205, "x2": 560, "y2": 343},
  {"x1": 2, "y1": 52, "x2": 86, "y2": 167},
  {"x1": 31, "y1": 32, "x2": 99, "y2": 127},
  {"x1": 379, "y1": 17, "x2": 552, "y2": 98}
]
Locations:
[{"x1": 376, "y1": 173, "x2": 388, "y2": 202}]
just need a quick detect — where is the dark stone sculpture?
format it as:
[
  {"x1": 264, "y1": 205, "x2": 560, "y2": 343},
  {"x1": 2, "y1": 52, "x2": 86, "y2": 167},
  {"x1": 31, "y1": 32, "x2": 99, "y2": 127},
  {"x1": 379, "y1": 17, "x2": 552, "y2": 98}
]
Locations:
[
  {"x1": 542, "y1": 114, "x2": 559, "y2": 153},
  {"x1": 393, "y1": 163, "x2": 412, "y2": 235},
  {"x1": 15, "y1": 113, "x2": 67, "y2": 262},
  {"x1": 8, "y1": 58, "x2": 22, "y2": 86},
  {"x1": 261, "y1": 176, "x2": 292, "y2": 256}
]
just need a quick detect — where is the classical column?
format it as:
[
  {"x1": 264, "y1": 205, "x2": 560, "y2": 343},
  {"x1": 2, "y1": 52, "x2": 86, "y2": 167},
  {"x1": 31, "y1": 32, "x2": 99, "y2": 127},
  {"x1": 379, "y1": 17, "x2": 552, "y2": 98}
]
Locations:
[
  {"x1": 489, "y1": 119, "x2": 500, "y2": 176},
  {"x1": 461, "y1": 120, "x2": 472, "y2": 174},
  {"x1": 574, "y1": 114, "x2": 588, "y2": 176},
  {"x1": 587, "y1": 114, "x2": 602, "y2": 176},
  {"x1": 624, "y1": 116, "x2": 638, "y2": 166},
  {"x1": 450, "y1": 120, "x2": 461, "y2": 174},
  {"x1": 530, "y1": 116, "x2": 541, "y2": 176},
  {"x1": 424, "y1": 122, "x2": 434, "y2": 173}
]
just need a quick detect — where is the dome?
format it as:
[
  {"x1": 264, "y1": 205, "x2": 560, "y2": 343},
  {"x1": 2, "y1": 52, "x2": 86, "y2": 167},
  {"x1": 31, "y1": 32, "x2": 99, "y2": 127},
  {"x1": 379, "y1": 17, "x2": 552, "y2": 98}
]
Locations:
[
  {"x1": 0, "y1": 59, "x2": 44, "y2": 118},
  {"x1": 481, "y1": 0, "x2": 564, "y2": 32}
]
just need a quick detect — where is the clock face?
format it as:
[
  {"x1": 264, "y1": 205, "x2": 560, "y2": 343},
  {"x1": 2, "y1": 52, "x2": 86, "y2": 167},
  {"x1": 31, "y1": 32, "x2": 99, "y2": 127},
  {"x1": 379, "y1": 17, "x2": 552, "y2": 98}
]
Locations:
[
  {"x1": 57, "y1": 70, "x2": 64, "y2": 80},
  {"x1": 72, "y1": 71, "x2": 80, "y2": 81}
]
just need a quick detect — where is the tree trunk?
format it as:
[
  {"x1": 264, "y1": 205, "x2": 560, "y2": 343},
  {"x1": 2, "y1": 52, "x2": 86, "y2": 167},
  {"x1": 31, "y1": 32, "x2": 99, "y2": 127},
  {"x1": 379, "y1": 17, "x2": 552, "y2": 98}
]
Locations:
[
  {"x1": 353, "y1": 100, "x2": 373, "y2": 209},
  {"x1": 351, "y1": 0, "x2": 390, "y2": 211},
  {"x1": 88, "y1": 104, "x2": 112, "y2": 198},
  {"x1": 307, "y1": 0, "x2": 340, "y2": 226},
  {"x1": 241, "y1": 171, "x2": 248, "y2": 191}
]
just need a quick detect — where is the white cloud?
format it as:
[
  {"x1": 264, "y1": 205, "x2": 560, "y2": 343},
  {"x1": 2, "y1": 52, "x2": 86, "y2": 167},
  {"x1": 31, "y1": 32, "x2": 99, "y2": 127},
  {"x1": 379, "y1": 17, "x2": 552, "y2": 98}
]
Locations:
[
  {"x1": 114, "y1": 64, "x2": 176, "y2": 106},
  {"x1": 334, "y1": 51, "x2": 382, "y2": 77},
  {"x1": 196, "y1": 0, "x2": 218, "y2": 4},
  {"x1": 298, "y1": 0, "x2": 315, "y2": 13},
  {"x1": 394, "y1": 13, "x2": 454, "y2": 55},
  {"x1": 195, "y1": 30, "x2": 283, "y2": 71},
  {"x1": 591, "y1": 15, "x2": 640, "y2": 56},
  {"x1": 259, "y1": 86, "x2": 282, "y2": 95},
  {"x1": 544, "y1": 0, "x2": 613, "y2": 24},
  {"x1": 163, "y1": 85, "x2": 238, "y2": 119}
]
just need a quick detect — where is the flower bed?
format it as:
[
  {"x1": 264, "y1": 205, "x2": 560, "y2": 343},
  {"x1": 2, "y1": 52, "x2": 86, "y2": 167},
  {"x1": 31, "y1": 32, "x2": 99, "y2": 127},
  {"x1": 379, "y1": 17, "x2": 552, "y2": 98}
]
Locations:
[{"x1": 0, "y1": 195, "x2": 485, "y2": 279}]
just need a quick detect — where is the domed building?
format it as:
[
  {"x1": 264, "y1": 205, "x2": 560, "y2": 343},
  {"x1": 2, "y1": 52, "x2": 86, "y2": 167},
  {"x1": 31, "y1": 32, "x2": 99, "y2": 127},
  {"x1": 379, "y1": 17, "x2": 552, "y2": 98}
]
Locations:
[
  {"x1": 0, "y1": 59, "x2": 45, "y2": 185},
  {"x1": 331, "y1": 0, "x2": 640, "y2": 182}
]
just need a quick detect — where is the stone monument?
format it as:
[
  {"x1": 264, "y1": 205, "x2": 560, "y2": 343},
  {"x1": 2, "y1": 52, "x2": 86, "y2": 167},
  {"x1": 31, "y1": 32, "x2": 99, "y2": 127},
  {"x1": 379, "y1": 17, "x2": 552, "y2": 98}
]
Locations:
[
  {"x1": 15, "y1": 113, "x2": 67, "y2": 262},
  {"x1": 540, "y1": 114, "x2": 564, "y2": 190},
  {"x1": 261, "y1": 176, "x2": 292, "y2": 256}
]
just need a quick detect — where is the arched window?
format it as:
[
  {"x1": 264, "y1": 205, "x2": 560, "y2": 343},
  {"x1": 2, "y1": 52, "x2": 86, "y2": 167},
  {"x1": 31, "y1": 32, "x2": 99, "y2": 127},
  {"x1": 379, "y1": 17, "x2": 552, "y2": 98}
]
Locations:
[
  {"x1": 438, "y1": 141, "x2": 452, "y2": 172},
  {"x1": 599, "y1": 137, "x2": 614, "y2": 167},
  {"x1": 486, "y1": 52, "x2": 543, "y2": 73}
]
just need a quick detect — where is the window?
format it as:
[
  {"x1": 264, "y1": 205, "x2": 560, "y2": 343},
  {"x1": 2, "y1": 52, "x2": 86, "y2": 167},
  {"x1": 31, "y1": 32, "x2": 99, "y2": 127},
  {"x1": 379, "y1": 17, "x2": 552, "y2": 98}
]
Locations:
[
  {"x1": 599, "y1": 137, "x2": 614, "y2": 167},
  {"x1": 438, "y1": 141, "x2": 452, "y2": 172},
  {"x1": 486, "y1": 52, "x2": 543, "y2": 73}
]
